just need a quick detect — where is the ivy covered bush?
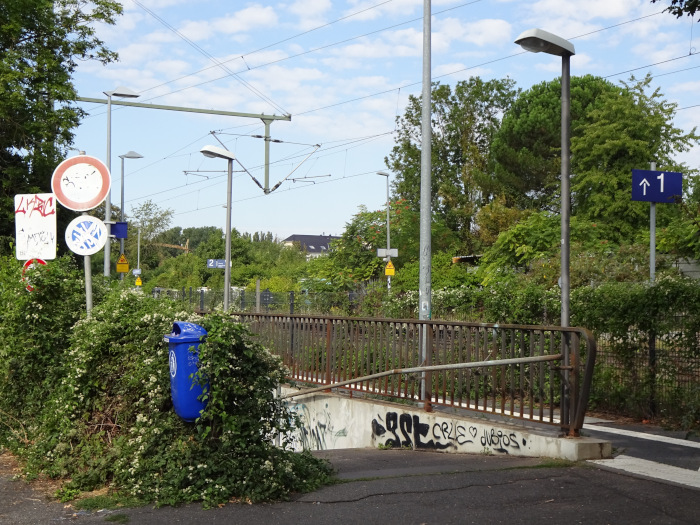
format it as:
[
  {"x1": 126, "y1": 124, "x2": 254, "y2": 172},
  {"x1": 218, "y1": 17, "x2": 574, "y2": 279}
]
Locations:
[{"x1": 0, "y1": 256, "x2": 331, "y2": 507}]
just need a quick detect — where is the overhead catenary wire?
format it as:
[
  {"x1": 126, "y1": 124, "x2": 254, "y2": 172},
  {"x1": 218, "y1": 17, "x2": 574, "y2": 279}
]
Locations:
[
  {"x1": 137, "y1": 0, "x2": 483, "y2": 98},
  {"x1": 109, "y1": 7, "x2": 698, "y2": 218},
  {"x1": 131, "y1": 0, "x2": 289, "y2": 116}
]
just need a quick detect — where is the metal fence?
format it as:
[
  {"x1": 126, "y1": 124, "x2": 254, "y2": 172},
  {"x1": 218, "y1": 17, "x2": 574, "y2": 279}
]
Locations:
[
  {"x1": 593, "y1": 318, "x2": 700, "y2": 422},
  {"x1": 234, "y1": 313, "x2": 596, "y2": 436},
  {"x1": 156, "y1": 287, "x2": 698, "y2": 424}
]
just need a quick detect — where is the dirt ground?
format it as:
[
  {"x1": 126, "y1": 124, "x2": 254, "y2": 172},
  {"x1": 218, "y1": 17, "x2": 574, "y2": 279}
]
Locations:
[{"x1": 0, "y1": 450, "x2": 76, "y2": 524}]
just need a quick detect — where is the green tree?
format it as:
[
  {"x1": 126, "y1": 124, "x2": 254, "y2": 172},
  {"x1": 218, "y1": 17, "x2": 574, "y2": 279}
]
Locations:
[
  {"x1": 386, "y1": 77, "x2": 519, "y2": 252},
  {"x1": 0, "y1": 0, "x2": 122, "y2": 252},
  {"x1": 571, "y1": 75, "x2": 698, "y2": 240},
  {"x1": 306, "y1": 204, "x2": 457, "y2": 290},
  {"x1": 126, "y1": 200, "x2": 174, "y2": 271},
  {"x1": 491, "y1": 75, "x2": 620, "y2": 211},
  {"x1": 474, "y1": 194, "x2": 527, "y2": 247},
  {"x1": 147, "y1": 253, "x2": 204, "y2": 290}
]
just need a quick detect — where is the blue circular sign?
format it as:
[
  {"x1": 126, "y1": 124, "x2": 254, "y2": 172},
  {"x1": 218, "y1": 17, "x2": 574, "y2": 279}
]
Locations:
[{"x1": 65, "y1": 215, "x2": 108, "y2": 256}]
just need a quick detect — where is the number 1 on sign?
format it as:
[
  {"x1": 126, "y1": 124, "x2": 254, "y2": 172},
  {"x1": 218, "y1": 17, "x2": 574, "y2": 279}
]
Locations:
[{"x1": 658, "y1": 173, "x2": 664, "y2": 193}]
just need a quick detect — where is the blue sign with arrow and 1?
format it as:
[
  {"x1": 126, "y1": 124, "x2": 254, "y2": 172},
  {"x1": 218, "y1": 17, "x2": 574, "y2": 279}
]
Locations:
[{"x1": 631, "y1": 169, "x2": 682, "y2": 203}]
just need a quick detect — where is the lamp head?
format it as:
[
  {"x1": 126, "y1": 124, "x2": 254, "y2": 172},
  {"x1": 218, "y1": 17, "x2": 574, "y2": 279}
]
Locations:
[
  {"x1": 515, "y1": 28, "x2": 575, "y2": 57},
  {"x1": 376, "y1": 171, "x2": 390, "y2": 177},
  {"x1": 104, "y1": 85, "x2": 140, "y2": 98},
  {"x1": 200, "y1": 145, "x2": 236, "y2": 161},
  {"x1": 120, "y1": 150, "x2": 143, "y2": 160}
]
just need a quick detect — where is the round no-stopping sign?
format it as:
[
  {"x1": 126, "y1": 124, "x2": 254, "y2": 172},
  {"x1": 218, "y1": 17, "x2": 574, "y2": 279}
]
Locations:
[
  {"x1": 65, "y1": 216, "x2": 108, "y2": 256},
  {"x1": 51, "y1": 155, "x2": 111, "y2": 211},
  {"x1": 22, "y1": 258, "x2": 47, "y2": 292}
]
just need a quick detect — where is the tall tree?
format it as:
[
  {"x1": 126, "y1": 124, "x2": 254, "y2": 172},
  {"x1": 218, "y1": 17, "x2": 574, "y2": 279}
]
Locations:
[
  {"x1": 386, "y1": 77, "x2": 519, "y2": 253},
  {"x1": 0, "y1": 0, "x2": 122, "y2": 251},
  {"x1": 490, "y1": 75, "x2": 620, "y2": 211},
  {"x1": 125, "y1": 200, "x2": 174, "y2": 270},
  {"x1": 571, "y1": 74, "x2": 698, "y2": 240}
]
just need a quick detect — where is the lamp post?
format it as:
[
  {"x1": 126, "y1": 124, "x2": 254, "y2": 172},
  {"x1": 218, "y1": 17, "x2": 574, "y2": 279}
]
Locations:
[
  {"x1": 515, "y1": 28, "x2": 575, "y2": 433},
  {"x1": 104, "y1": 86, "x2": 140, "y2": 277},
  {"x1": 118, "y1": 150, "x2": 143, "y2": 279},
  {"x1": 514, "y1": 28, "x2": 575, "y2": 328},
  {"x1": 200, "y1": 145, "x2": 236, "y2": 311},
  {"x1": 377, "y1": 171, "x2": 392, "y2": 291}
]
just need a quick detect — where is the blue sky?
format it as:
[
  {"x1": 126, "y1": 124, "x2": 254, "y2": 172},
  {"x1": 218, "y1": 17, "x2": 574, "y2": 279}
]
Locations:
[{"x1": 70, "y1": 0, "x2": 700, "y2": 240}]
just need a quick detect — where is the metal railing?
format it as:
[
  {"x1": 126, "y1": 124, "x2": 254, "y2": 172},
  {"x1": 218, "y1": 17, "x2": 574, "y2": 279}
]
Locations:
[{"x1": 234, "y1": 314, "x2": 596, "y2": 436}]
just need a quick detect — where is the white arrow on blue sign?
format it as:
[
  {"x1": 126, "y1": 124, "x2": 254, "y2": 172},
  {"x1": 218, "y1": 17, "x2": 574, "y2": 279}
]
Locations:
[{"x1": 631, "y1": 169, "x2": 682, "y2": 203}]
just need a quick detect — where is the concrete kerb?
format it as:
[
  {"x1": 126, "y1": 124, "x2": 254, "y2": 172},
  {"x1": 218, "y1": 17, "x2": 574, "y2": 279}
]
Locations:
[{"x1": 282, "y1": 386, "x2": 612, "y2": 461}]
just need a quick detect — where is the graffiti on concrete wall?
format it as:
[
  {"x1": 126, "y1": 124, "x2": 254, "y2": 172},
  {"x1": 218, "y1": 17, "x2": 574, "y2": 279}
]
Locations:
[
  {"x1": 371, "y1": 411, "x2": 527, "y2": 454},
  {"x1": 291, "y1": 402, "x2": 348, "y2": 451}
]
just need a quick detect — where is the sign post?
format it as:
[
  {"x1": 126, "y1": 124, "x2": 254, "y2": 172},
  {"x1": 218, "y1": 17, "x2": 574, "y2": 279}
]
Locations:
[
  {"x1": 377, "y1": 248, "x2": 398, "y2": 291},
  {"x1": 52, "y1": 155, "x2": 111, "y2": 317},
  {"x1": 631, "y1": 165, "x2": 683, "y2": 282}
]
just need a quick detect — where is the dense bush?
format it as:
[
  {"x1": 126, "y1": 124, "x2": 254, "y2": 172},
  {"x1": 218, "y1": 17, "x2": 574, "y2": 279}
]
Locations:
[{"x1": 0, "y1": 256, "x2": 331, "y2": 507}]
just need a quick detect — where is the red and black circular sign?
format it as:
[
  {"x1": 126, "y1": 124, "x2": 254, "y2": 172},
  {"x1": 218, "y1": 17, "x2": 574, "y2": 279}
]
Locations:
[{"x1": 51, "y1": 155, "x2": 111, "y2": 211}]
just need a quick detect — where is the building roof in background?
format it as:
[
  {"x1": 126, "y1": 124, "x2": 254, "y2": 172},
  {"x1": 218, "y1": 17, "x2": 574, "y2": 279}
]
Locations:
[{"x1": 283, "y1": 234, "x2": 338, "y2": 255}]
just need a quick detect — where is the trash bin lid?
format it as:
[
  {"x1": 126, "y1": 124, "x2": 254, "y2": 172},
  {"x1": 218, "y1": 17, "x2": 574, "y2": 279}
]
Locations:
[{"x1": 164, "y1": 321, "x2": 207, "y2": 343}]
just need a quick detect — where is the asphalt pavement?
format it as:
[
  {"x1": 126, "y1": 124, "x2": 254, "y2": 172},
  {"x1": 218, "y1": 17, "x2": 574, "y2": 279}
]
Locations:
[{"x1": 1, "y1": 419, "x2": 699, "y2": 525}]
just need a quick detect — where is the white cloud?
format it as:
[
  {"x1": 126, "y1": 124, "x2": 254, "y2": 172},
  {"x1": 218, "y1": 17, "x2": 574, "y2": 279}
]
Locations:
[
  {"x1": 287, "y1": 0, "x2": 333, "y2": 30},
  {"x1": 436, "y1": 18, "x2": 512, "y2": 47},
  {"x1": 530, "y1": 0, "x2": 643, "y2": 22},
  {"x1": 670, "y1": 80, "x2": 700, "y2": 94},
  {"x1": 342, "y1": 0, "x2": 422, "y2": 22},
  {"x1": 178, "y1": 5, "x2": 279, "y2": 41},
  {"x1": 433, "y1": 63, "x2": 490, "y2": 80}
]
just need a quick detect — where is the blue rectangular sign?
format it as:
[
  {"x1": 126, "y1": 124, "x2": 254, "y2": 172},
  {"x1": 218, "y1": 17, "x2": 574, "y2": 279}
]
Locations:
[
  {"x1": 206, "y1": 259, "x2": 227, "y2": 269},
  {"x1": 631, "y1": 169, "x2": 682, "y2": 203}
]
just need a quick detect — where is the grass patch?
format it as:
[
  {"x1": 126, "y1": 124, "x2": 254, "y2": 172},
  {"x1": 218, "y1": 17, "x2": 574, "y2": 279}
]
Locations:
[{"x1": 75, "y1": 492, "x2": 145, "y2": 512}]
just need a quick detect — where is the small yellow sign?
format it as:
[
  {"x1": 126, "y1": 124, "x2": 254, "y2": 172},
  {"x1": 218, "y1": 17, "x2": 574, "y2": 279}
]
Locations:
[
  {"x1": 135, "y1": 277, "x2": 142, "y2": 286},
  {"x1": 385, "y1": 260, "x2": 395, "y2": 276},
  {"x1": 116, "y1": 253, "x2": 129, "y2": 273}
]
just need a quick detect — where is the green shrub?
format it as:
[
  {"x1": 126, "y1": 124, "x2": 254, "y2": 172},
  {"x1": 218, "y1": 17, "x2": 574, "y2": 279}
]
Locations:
[{"x1": 0, "y1": 255, "x2": 331, "y2": 507}]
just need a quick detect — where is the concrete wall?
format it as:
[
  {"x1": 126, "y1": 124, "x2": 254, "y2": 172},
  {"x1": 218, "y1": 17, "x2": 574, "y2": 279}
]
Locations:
[{"x1": 283, "y1": 388, "x2": 611, "y2": 461}]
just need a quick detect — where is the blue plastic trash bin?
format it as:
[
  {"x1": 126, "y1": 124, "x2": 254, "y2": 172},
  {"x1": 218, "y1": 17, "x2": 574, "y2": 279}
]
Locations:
[{"x1": 164, "y1": 321, "x2": 209, "y2": 422}]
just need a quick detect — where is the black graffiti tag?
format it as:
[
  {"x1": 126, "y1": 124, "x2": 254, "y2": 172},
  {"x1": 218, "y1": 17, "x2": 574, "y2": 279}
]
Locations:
[{"x1": 480, "y1": 428, "x2": 521, "y2": 454}]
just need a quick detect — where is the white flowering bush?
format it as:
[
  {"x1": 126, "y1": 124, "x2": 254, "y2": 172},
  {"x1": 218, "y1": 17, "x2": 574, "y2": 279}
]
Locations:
[{"x1": 0, "y1": 256, "x2": 331, "y2": 508}]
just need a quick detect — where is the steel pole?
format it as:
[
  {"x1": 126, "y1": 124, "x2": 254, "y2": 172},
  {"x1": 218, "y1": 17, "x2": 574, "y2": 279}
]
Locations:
[
  {"x1": 224, "y1": 159, "x2": 233, "y2": 311},
  {"x1": 263, "y1": 118, "x2": 272, "y2": 193},
  {"x1": 650, "y1": 161, "x2": 656, "y2": 282},
  {"x1": 137, "y1": 227, "x2": 141, "y2": 271},
  {"x1": 385, "y1": 174, "x2": 391, "y2": 292},
  {"x1": 104, "y1": 94, "x2": 112, "y2": 277},
  {"x1": 419, "y1": 0, "x2": 432, "y2": 408},
  {"x1": 560, "y1": 53, "x2": 571, "y2": 329},
  {"x1": 84, "y1": 255, "x2": 92, "y2": 317},
  {"x1": 560, "y1": 52, "x2": 572, "y2": 428},
  {"x1": 119, "y1": 156, "x2": 125, "y2": 280}
]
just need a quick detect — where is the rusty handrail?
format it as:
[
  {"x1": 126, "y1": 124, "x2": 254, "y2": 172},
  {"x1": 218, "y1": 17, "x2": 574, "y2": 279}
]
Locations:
[
  {"x1": 234, "y1": 313, "x2": 597, "y2": 436},
  {"x1": 281, "y1": 353, "x2": 562, "y2": 399}
]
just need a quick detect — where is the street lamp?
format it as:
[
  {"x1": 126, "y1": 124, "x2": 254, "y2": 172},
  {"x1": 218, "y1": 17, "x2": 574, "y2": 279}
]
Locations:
[
  {"x1": 514, "y1": 28, "x2": 574, "y2": 329},
  {"x1": 516, "y1": 28, "x2": 575, "y2": 433},
  {"x1": 377, "y1": 171, "x2": 392, "y2": 291},
  {"x1": 104, "y1": 86, "x2": 140, "y2": 277},
  {"x1": 200, "y1": 145, "x2": 236, "y2": 312},
  {"x1": 118, "y1": 150, "x2": 143, "y2": 279}
]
